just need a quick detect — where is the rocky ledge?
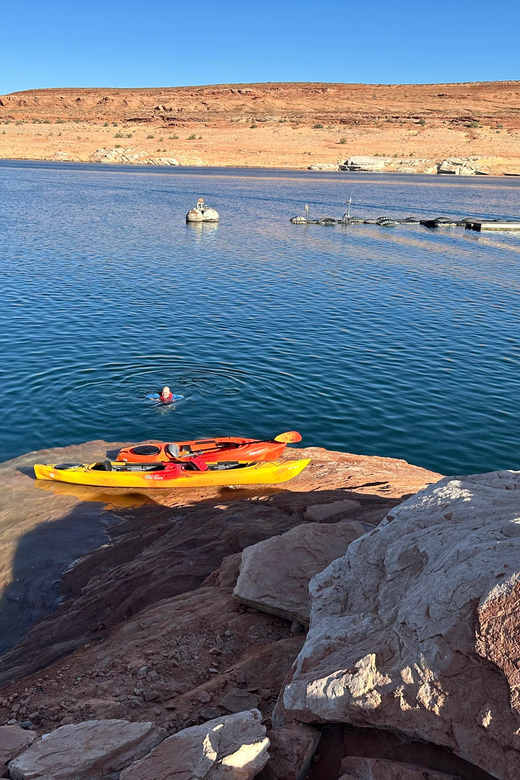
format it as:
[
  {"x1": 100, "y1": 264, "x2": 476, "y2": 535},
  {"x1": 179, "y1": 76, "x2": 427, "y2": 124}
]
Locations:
[
  {"x1": 1, "y1": 442, "x2": 519, "y2": 778},
  {"x1": 310, "y1": 156, "x2": 497, "y2": 175}
]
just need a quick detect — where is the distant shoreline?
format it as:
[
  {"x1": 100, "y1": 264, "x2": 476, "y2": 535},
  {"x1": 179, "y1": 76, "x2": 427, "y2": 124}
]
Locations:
[
  {"x1": 1, "y1": 155, "x2": 518, "y2": 180},
  {"x1": 1, "y1": 82, "x2": 519, "y2": 176}
]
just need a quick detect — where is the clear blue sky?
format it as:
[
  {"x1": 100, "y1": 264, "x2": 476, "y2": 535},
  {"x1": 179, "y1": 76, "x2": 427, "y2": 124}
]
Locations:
[{"x1": 1, "y1": 0, "x2": 519, "y2": 93}]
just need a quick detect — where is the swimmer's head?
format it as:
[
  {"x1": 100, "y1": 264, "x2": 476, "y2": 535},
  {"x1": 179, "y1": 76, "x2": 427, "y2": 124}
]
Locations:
[{"x1": 161, "y1": 386, "x2": 171, "y2": 397}]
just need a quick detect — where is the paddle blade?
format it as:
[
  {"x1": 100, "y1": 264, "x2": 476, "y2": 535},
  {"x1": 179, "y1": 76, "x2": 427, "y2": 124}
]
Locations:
[{"x1": 274, "y1": 431, "x2": 302, "y2": 443}]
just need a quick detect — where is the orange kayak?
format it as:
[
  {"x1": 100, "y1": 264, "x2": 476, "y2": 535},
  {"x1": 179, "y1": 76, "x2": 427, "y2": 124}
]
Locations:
[{"x1": 116, "y1": 431, "x2": 302, "y2": 464}]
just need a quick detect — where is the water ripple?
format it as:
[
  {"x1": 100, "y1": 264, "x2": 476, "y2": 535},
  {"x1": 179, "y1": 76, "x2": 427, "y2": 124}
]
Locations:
[{"x1": 1, "y1": 162, "x2": 520, "y2": 474}]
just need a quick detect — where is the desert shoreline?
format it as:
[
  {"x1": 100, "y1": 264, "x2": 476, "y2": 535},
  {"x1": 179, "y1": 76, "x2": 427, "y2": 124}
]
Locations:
[{"x1": 2, "y1": 81, "x2": 520, "y2": 176}]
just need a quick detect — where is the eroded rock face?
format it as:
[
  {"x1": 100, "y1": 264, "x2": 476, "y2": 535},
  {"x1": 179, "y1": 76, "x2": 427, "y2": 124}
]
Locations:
[
  {"x1": 282, "y1": 471, "x2": 520, "y2": 779},
  {"x1": 437, "y1": 157, "x2": 479, "y2": 175},
  {"x1": 307, "y1": 163, "x2": 340, "y2": 170},
  {"x1": 120, "y1": 709, "x2": 268, "y2": 780},
  {"x1": 89, "y1": 148, "x2": 179, "y2": 165},
  {"x1": 8, "y1": 719, "x2": 163, "y2": 780},
  {"x1": 234, "y1": 521, "x2": 366, "y2": 624},
  {"x1": 0, "y1": 725, "x2": 36, "y2": 771},
  {"x1": 257, "y1": 723, "x2": 320, "y2": 780},
  {"x1": 339, "y1": 756, "x2": 461, "y2": 779}
]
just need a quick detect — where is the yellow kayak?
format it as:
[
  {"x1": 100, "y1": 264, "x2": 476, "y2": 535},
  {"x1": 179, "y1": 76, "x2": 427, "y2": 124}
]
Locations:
[{"x1": 33, "y1": 458, "x2": 311, "y2": 489}]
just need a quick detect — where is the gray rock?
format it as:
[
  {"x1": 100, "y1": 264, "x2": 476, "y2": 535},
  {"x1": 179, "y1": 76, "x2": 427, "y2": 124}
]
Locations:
[
  {"x1": 220, "y1": 689, "x2": 260, "y2": 713},
  {"x1": 437, "y1": 158, "x2": 477, "y2": 175},
  {"x1": 8, "y1": 719, "x2": 164, "y2": 780},
  {"x1": 200, "y1": 707, "x2": 221, "y2": 720},
  {"x1": 308, "y1": 163, "x2": 339, "y2": 171},
  {"x1": 120, "y1": 709, "x2": 269, "y2": 780},
  {"x1": 144, "y1": 157, "x2": 180, "y2": 166},
  {"x1": 303, "y1": 500, "x2": 362, "y2": 523},
  {"x1": 257, "y1": 724, "x2": 320, "y2": 780},
  {"x1": 344, "y1": 156, "x2": 389, "y2": 172},
  {"x1": 282, "y1": 470, "x2": 520, "y2": 779},
  {"x1": 89, "y1": 148, "x2": 179, "y2": 166},
  {"x1": 234, "y1": 521, "x2": 365, "y2": 625},
  {"x1": 0, "y1": 725, "x2": 36, "y2": 770}
]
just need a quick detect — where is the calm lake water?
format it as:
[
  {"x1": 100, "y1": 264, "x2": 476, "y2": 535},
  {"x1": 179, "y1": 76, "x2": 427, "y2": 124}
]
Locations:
[{"x1": 1, "y1": 161, "x2": 519, "y2": 475}]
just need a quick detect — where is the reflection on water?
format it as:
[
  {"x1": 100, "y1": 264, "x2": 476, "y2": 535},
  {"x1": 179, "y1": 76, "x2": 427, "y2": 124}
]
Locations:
[
  {"x1": 185, "y1": 221, "x2": 220, "y2": 240},
  {"x1": 0, "y1": 161, "x2": 519, "y2": 475},
  {"x1": 34, "y1": 478, "x2": 157, "y2": 508}
]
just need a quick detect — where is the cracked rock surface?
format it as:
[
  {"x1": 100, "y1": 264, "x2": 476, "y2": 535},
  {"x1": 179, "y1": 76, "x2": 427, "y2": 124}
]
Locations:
[{"x1": 282, "y1": 470, "x2": 520, "y2": 779}]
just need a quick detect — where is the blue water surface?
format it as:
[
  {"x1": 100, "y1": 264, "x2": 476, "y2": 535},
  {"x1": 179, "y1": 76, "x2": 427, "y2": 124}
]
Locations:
[{"x1": 1, "y1": 160, "x2": 519, "y2": 475}]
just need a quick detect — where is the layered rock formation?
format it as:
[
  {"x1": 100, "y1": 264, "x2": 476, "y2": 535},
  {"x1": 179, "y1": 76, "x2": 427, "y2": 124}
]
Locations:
[
  {"x1": 120, "y1": 710, "x2": 268, "y2": 780},
  {"x1": 281, "y1": 470, "x2": 520, "y2": 779},
  {"x1": 8, "y1": 719, "x2": 163, "y2": 780},
  {"x1": 234, "y1": 521, "x2": 367, "y2": 625},
  {"x1": 1, "y1": 82, "x2": 520, "y2": 172},
  {"x1": 90, "y1": 148, "x2": 180, "y2": 165},
  {"x1": 339, "y1": 155, "x2": 485, "y2": 174}
]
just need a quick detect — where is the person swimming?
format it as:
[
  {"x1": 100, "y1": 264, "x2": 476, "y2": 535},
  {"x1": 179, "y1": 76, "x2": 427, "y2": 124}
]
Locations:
[{"x1": 160, "y1": 386, "x2": 173, "y2": 402}]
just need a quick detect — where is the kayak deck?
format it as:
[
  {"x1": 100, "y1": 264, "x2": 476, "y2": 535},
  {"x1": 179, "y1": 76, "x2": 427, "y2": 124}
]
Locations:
[{"x1": 116, "y1": 436, "x2": 289, "y2": 463}]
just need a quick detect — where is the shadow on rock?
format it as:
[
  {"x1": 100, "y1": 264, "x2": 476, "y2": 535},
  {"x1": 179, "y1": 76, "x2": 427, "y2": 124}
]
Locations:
[{"x1": 0, "y1": 485, "x2": 397, "y2": 690}]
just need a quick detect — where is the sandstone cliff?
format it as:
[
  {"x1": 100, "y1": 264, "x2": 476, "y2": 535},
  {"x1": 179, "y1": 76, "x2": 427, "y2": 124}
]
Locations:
[{"x1": 1, "y1": 82, "x2": 519, "y2": 172}]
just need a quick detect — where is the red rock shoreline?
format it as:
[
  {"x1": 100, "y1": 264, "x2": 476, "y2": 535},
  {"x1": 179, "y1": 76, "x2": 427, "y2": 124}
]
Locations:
[{"x1": 2, "y1": 441, "x2": 517, "y2": 778}]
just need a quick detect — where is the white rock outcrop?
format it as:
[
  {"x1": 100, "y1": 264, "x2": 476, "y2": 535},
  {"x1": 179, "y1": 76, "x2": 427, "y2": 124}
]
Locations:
[
  {"x1": 437, "y1": 157, "x2": 482, "y2": 175},
  {"x1": 344, "y1": 156, "x2": 390, "y2": 171},
  {"x1": 282, "y1": 471, "x2": 520, "y2": 779},
  {"x1": 120, "y1": 709, "x2": 269, "y2": 780},
  {"x1": 308, "y1": 163, "x2": 340, "y2": 171},
  {"x1": 89, "y1": 148, "x2": 179, "y2": 165},
  {"x1": 234, "y1": 521, "x2": 365, "y2": 625},
  {"x1": 8, "y1": 719, "x2": 163, "y2": 780}
]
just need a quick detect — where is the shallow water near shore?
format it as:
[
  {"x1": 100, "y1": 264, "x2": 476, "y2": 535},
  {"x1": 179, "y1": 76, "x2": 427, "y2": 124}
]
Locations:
[{"x1": 1, "y1": 160, "x2": 519, "y2": 475}]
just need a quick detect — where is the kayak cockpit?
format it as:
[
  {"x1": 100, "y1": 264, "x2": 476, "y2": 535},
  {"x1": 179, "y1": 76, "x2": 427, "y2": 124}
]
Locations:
[{"x1": 87, "y1": 459, "x2": 257, "y2": 474}]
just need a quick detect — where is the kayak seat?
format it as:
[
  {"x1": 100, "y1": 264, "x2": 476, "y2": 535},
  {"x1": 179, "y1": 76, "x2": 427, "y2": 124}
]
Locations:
[
  {"x1": 92, "y1": 460, "x2": 113, "y2": 471},
  {"x1": 132, "y1": 445, "x2": 161, "y2": 456},
  {"x1": 167, "y1": 444, "x2": 180, "y2": 457},
  {"x1": 184, "y1": 455, "x2": 209, "y2": 472}
]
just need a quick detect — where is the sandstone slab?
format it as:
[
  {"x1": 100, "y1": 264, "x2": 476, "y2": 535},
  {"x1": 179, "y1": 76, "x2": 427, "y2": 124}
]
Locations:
[
  {"x1": 120, "y1": 709, "x2": 269, "y2": 780},
  {"x1": 308, "y1": 163, "x2": 339, "y2": 170},
  {"x1": 340, "y1": 756, "x2": 460, "y2": 779},
  {"x1": 303, "y1": 500, "x2": 362, "y2": 523},
  {"x1": 220, "y1": 689, "x2": 260, "y2": 714},
  {"x1": 256, "y1": 723, "x2": 320, "y2": 780},
  {"x1": 8, "y1": 719, "x2": 163, "y2": 780},
  {"x1": 234, "y1": 521, "x2": 365, "y2": 624},
  {"x1": 282, "y1": 470, "x2": 520, "y2": 779},
  {"x1": 345, "y1": 156, "x2": 390, "y2": 171},
  {"x1": 0, "y1": 725, "x2": 36, "y2": 769}
]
